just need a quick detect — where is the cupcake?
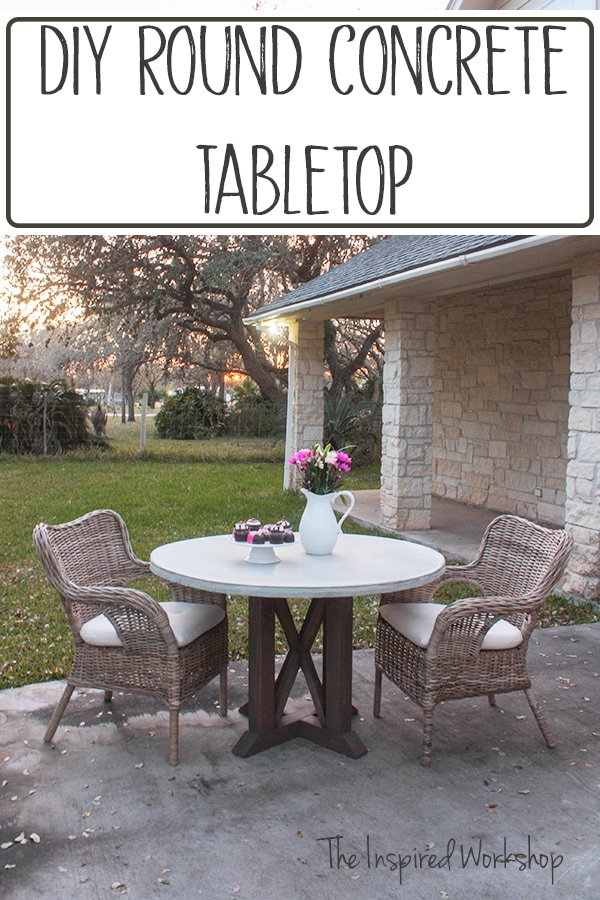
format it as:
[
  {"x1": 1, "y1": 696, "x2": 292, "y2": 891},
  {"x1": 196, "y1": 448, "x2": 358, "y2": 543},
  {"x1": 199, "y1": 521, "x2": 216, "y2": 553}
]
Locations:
[
  {"x1": 268, "y1": 524, "x2": 286, "y2": 544},
  {"x1": 233, "y1": 522, "x2": 250, "y2": 542},
  {"x1": 248, "y1": 529, "x2": 266, "y2": 544},
  {"x1": 246, "y1": 517, "x2": 262, "y2": 531},
  {"x1": 275, "y1": 519, "x2": 294, "y2": 542}
]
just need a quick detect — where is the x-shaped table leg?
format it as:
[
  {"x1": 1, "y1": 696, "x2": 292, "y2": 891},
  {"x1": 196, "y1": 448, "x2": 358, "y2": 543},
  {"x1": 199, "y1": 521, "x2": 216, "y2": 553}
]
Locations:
[
  {"x1": 272, "y1": 597, "x2": 327, "y2": 725},
  {"x1": 232, "y1": 595, "x2": 366, "y2": 759}
]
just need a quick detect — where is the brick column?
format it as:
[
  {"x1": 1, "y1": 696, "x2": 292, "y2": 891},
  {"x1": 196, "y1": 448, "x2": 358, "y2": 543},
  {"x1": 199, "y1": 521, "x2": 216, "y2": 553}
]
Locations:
[
  {"x1": 380, "y1": 297, "x2": 436, "y2": 530},
  {"x1": 286, "y1": 319, "x2": 325, "y2": 489},
  {"x1": 564, "y1": 253, "x2": 600, "y2": 601}
]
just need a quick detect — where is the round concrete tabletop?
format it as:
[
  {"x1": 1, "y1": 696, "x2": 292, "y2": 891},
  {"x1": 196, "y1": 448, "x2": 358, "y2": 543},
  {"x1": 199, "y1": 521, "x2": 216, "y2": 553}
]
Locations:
[{"x1": 150, "y1": 533, "x2": 446, "y2": 598}]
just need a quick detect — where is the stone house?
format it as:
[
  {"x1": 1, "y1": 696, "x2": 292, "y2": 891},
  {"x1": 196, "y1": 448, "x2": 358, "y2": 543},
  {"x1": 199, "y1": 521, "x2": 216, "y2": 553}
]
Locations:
[{"x1": 246, "y1": 235, "x2": 600, "y2": 602}]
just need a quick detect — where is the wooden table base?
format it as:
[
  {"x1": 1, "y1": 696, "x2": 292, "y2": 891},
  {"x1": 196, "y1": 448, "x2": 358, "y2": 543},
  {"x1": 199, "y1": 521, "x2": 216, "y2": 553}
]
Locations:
[{"x1": 232, "y1": 595, "x2": 367, "y2": 759}]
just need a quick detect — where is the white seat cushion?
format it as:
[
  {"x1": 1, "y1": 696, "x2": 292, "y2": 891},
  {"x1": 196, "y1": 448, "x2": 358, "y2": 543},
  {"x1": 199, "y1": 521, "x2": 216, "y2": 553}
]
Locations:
[
  {"x1": 80, "y1": 602, "x2": 225, "y2": 649},
  {"x1": 379, "y1": 602, "x2": 523, "y2": 650}
]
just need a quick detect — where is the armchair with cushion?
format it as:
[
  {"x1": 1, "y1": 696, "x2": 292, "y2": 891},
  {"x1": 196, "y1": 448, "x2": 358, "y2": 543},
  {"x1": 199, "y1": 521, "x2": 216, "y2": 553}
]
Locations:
[
  {"x1": 373, "y1": 514, "x2": 573, "y2": 766},
  {"x1": 33, "y1": 509, "x2": 228, "y2": 765}
]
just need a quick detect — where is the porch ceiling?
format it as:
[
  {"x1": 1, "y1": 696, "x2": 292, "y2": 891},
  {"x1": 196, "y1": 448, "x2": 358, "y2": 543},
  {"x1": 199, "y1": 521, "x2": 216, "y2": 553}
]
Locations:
[{"x1": 263, "y1": 235, "x2": 600, "y2": 324}]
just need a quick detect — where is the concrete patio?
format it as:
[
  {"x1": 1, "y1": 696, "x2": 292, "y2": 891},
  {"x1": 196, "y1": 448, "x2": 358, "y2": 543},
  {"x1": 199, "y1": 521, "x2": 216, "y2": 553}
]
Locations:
[
  {"x1": 340, "y1": 492, "x2": 498, "y2": 562},
  {"x1": 1, "y1": 620, "x2": 599, "y2": 899}
]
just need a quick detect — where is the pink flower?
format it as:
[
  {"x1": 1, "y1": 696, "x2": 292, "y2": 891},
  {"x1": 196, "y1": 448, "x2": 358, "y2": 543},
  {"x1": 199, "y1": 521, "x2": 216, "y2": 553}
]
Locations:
[
  {"x1": 335, "y1": 451, "x2": 352, "y2": 471},
  {"x1": 288, "y1": 448, "x2": 315, "y2": 470}
]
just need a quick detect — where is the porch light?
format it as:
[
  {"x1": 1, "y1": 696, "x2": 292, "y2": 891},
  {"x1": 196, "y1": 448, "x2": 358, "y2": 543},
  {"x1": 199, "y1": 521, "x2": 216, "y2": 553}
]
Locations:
[{"x1": 264, "y1": 319, "x2": 286, "y2": 339}]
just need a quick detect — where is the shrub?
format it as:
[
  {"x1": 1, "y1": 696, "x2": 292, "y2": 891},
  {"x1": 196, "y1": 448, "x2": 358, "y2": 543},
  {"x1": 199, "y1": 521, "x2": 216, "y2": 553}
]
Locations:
[
  {"x1": 0, "y1": 378, "x2": 92, "y2": 454},
  {"x1": 324, "y1": 391, "x2": 382, "y2": 465},
  {"x1": 225, "y1": 379, "x2": 281, "y2": 437},
  {"x1": 154, "y1": 387, "x2": 227, "y2": 440}
]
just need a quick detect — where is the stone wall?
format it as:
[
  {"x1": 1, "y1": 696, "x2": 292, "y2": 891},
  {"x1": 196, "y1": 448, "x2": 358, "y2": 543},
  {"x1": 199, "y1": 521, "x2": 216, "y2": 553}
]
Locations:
[
  {"x1": 433, "y1": 272, "x2": 572, "y2": 526},
  {"x1": 564, "y1": 253, "x2": 600, "y2": 601},
  {"x1": 287, "y1": 319, "x2": 325, "y2": 489},
  {"x1": 381, "y1": 297, "x2": 436, "y2": 530}
]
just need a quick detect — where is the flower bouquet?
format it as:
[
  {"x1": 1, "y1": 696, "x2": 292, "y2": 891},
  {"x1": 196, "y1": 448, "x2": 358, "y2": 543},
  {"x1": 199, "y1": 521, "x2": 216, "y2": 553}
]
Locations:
[{"x1": 288, "y1": 443, "x2": 352, "y2": 495}]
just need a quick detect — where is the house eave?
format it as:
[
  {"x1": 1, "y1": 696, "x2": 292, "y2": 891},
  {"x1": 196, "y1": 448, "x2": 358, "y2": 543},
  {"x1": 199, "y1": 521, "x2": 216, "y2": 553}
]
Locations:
[{"x1": 246, "y1": 235, "x2": 600, "y2": 326}]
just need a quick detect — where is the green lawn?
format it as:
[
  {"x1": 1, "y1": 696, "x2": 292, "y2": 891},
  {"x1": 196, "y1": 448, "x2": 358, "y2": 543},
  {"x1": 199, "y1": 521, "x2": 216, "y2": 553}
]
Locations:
[{"x1": 1, "y1": 418, "x2": 597, "y2": 689}]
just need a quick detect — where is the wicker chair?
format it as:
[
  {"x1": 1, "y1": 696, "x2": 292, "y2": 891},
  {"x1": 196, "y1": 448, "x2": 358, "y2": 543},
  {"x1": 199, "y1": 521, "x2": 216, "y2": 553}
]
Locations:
[
  {"x1": 33, "y1": 509, "x2": 228, "y2": 765},
  {"x1": 373, "y1": 514, "x2": 573, "y2": 766}
]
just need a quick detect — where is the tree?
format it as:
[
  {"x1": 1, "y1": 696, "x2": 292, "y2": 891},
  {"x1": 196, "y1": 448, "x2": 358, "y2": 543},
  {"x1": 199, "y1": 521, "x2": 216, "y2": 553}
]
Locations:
[
  {"x1": 5, "y1": 234, "x2": 381, "y2": 412},
  {"x1": 324, "y1": 318, "x2": 384, "y2": 411},
  {"x1": 0, "y1": 314, "x2": 21, "y2": 360}
]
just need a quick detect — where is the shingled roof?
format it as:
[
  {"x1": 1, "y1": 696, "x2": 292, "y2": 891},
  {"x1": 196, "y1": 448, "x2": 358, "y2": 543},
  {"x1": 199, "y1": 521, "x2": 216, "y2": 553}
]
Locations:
[{"x1": 255, "y1": 234, "x2": 525, "y2": 316}]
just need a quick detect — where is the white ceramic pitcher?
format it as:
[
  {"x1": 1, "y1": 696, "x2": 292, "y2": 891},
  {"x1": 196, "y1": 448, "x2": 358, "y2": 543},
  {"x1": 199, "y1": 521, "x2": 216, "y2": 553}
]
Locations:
[{"x1": 298, "y1": 488, "x2": 356, "y2": 555}]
